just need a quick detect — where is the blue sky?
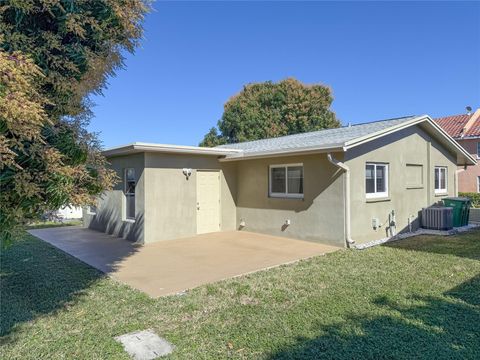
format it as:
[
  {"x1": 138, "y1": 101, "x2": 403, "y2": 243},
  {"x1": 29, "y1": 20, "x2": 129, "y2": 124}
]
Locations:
[{"x1": 89, "y1": 1, "x2": 480, "y2": 148}]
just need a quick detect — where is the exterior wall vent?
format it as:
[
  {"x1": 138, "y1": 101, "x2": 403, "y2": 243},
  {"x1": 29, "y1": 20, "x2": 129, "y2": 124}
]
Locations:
[{"x1": 421, "y1": 207, "x2": 453, "y2": 230}]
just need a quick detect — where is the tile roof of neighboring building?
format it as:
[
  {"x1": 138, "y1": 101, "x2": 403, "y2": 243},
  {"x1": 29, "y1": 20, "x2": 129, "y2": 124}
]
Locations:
[
  {"x1": 434, "y1": 110, "x2": 480, "y2": 138},
  {"x1": 434, "y1": 114, "x2": 471, "y2": 138},
  {"x1": 466, "y1": 118, "x2": 480, "y2": 137},
  {"x1": 216, "y1": 116, "x2": 418, "y2": 154}
]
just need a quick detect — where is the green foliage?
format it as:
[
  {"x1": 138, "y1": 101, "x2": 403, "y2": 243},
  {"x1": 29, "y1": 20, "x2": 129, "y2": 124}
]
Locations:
[
  {"x1": 200, "y1": 78, "x2": 340, "y2": 146},
  {"x1": 0, "y1": 0, "x2": 149, "y2": 245},
  {"x1": 459, "y1": 192, "x2": 480, "y2": 208},
  {"x1": 199, "y1": 127, "x2": 227, "y2": 147},
  {"x1": 0, "y1": 0, "x2": 148, "y2": 119}
]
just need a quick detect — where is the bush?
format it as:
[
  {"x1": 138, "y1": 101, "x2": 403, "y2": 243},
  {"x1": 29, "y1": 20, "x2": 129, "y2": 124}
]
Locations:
[{"x1": 459, "y1": 192, "x2": 480, "y2": 208}]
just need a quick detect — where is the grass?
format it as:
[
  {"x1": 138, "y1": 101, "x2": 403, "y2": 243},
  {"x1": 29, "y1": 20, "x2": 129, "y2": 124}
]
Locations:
[
  {"x1": 1, "y1": 230, "x2": 479, "y2": 359},
  {"x1": 26, "y1": 220, "x2": 83, "y2": 230}
]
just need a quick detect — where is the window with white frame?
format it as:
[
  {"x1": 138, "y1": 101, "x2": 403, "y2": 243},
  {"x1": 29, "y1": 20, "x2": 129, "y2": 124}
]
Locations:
[
  {"x1": 477, "y1": 142, "x2": 480, "y2": 159},
  {"x1": 365, "y1": 163, "x2": 388, "y2": 198},
  {"x1": 434, "y1": 166, "x2": 447, "y2": 194},
  {"x1": 477, "y1": 176, "x2": 480, "y2": 193},
  {"x1": 87, "y1": 204, "x2": 97, "y2": 215},
  {"x1": 269, "y1": 164, "x2": 304, "y2": 198},
  {"x1": 124, "y1": 168, "x2": 136, "y2": 220}
]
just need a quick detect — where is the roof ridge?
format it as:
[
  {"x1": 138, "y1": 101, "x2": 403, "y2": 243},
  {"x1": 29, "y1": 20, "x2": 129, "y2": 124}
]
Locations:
[
  {"x1": 216, "y1": 115, "x2": 418, "y2": 148},
  {"x1": 346, "y1": 115, "x2": 416, "y2": 128}
]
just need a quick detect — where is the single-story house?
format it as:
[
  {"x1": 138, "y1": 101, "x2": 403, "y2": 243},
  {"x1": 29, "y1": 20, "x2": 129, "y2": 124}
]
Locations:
[
  {"x1": 84, "y1": 115, "x2": 476, "y2": 248},
  {"x1": 435, "y1": 108, "x2": 480, "y2": 193}
]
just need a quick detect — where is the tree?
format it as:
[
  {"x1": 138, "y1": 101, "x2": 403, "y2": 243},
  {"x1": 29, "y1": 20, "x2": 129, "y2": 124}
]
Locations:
[
  {"x1": 199, "y1": 127, "x2": 227, "y2": 147},
  {"x1": 0, "y1": 0, "x2": 149, "y2": 244},
  {"x1": 200, "y1": 78, "x2": 340, "y2": 146}
]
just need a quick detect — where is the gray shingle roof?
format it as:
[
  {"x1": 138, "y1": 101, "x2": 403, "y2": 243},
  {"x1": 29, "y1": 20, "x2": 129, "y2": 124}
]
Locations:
[{"x1": 217, "y1": 116, "x2": 418, "y2": 154}]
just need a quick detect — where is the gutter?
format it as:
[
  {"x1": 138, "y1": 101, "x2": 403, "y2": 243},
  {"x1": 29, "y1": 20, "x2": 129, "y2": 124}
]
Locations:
[
  {"x1": 327, "y1": 153, "x2": 355, "y2": 248},
  {"x1": 219, "y1": 144, "x2": 345, "y2": 162},
  {"x1": 102, "y1": 142, "x2": 242, "y2": 158}
]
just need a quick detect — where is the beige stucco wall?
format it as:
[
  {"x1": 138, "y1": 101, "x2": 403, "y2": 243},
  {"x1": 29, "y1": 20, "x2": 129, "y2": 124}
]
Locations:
[
  {"x1": 234, "y1": 153, "x2": 346, "y2": 247},
  {"x1": 143, "y1": 153, "x2": 237, "y2": 243},
  {"x1": 84, "y1": 153, "x2": 146, "y2": 242},
  {"x1": 346, "y1": 125, "x2": 458, "y2": 244}
]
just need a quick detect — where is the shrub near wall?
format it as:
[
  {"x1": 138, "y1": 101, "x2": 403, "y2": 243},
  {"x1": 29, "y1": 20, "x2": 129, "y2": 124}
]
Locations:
[{"x1": 459, "y1": 192, "x2": 480, "y2": 208}]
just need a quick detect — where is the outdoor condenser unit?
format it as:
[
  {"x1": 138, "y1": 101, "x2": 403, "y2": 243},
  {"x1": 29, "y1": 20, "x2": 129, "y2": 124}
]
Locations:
[{"x1": 421, "y1": 207, "x2": 453, "y2": 230}]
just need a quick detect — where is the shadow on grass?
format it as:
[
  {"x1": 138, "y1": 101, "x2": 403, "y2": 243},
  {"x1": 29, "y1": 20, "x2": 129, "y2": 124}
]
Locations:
[
  {"x1": 0, "y1": 234, "x2": 103, "y2": 338},
  {"x1": 446, "y1": 273, "x2": 480, "y2": 306},
  {"x1": 383, "y1": 229, "x2": 480, "y2": 261},
  {"x1": 270, "y1": 231, "x2": 480, "y2": 359},
  {"x1": 270, "y1": 278, "x2": 480, "y2": 359}
]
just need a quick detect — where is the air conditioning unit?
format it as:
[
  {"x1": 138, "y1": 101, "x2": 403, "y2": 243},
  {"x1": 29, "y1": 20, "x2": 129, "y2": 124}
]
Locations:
[{"x1": 421, "y1": 207, "x2": 453, "y2": 230}]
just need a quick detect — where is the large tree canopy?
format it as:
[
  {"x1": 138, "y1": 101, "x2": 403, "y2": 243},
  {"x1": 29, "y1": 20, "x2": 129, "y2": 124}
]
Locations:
[
  {"x1": 200, "y1": 78, "x2": 340, "y2": 147},
  {"x1": 0, "y1": 0, "x2": 149, "y2": 243}
]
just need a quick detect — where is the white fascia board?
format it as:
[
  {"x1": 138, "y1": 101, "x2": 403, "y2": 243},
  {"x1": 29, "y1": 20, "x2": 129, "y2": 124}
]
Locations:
[
  {"x1": 102, "y1": 142, "x2": 242, "y2": 157},
  {"x1": 455, "y1": 135, "x2": 480, "y2": 140},
  {"x1": 220, "y1": 144, "x2": 345, "y2": 162}
]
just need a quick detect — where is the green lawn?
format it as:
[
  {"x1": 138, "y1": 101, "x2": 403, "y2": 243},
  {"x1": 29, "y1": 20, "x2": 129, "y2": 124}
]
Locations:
[
  {"x1": 1, "y1": 230, "x2": 479, "y2": 359},
  {"x1": 26, "y1": 220, "x2": 83, "y2": 230}
]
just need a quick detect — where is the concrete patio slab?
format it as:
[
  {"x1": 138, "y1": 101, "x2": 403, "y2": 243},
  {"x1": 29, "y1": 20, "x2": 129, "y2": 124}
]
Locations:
[{"x1": 29, "y1": 226, "x2": 339, "y2": 297}]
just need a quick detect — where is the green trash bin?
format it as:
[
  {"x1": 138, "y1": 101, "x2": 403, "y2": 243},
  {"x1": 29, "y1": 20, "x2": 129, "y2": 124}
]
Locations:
[{"x1": 442, "y1": 197, "x2": 471, "y2": 227}]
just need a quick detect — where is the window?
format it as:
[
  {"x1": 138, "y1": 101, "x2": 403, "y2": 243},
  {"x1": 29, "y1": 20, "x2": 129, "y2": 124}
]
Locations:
[
  {"x1": 365, "y1": 163, "x2": 388, "y2": 198},
  {"x1": 124, "y1": 168, "x2": 136, "y2": 220},
  {"x1": 87, "y1": 205, "x2": 97, "y2": 215},
  {"x1": 477, "y1": 142, "x2": 480, "y2": 159},
  {"x1": 434, "y1": 167, "x2": 447, "y2": 194},
  {"x1": 477, "y1": 176, "x2": 480, "y2": 193},
  {"x1": 269, "y1": 164, "x2": 304, "y2": 198}
]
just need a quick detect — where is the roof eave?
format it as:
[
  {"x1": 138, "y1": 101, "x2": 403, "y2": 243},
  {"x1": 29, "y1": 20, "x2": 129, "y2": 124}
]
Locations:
[
  {"x1": 220, "y1": 144, "x2": 345, "y2": 162},
  {"x1": 454, "y1": 135, "x2": 480, "y2": 140},
  {"x1": 343, "y1": 115, "x2": 476, "y2": 166},
  {"x1": 343, "y1": 115, "x2": 427, "y2": 150},
  {"x1": 102, "y1": 142, "x2": 242, "y2": 158}
]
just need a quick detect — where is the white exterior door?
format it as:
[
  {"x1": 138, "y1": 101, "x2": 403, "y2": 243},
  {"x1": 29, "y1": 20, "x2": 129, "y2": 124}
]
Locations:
[{"x1": 196, "y1": 171, "x2": 221, "y2": 234}]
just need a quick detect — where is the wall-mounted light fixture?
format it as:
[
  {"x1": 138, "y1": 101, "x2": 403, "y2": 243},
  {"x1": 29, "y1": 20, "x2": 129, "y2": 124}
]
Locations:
[{"x1": 182, "y1": 168, "x2": 192, "y2": 180}]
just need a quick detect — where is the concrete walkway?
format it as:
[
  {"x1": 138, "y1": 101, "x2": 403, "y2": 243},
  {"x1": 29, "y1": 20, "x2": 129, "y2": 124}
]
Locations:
[{"x1": 29, "y1": 226, "x2": 339, "y2": 297}]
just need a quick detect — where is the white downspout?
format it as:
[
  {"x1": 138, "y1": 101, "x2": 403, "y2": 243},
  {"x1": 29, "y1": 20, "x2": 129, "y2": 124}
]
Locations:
[{"x1": 327, "y1": 153, "x2": 355, "y2": 248}]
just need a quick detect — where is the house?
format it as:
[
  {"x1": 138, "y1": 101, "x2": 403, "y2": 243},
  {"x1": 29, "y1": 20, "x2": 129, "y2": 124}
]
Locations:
[
  {"x1": 56, "y1": 205, "x2": 83, "y2": 220},
  {"x1": 84, "y1": 115, "x2": 476, "y2": 248},
  {"x1": 435, "y1": 108, "x2": 480, "y2": 193}
]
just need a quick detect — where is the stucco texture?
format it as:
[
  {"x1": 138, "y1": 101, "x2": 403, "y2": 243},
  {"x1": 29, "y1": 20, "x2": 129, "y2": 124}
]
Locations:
[
  {"x1": 346, "y1": 124, "x2": 458, "y2": 244},
  {"x1": 143, "y1": 153, "x2": 237, "y2": 243},
  {"x1": 235, "y1": 154, "x2": 346, "y2": 247},
  {"x1": 84, "y1": 153, "x2": 145, "y2": 242}
]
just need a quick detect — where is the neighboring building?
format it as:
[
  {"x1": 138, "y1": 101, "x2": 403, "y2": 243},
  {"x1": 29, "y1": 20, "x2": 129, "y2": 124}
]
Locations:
[
  {"x1": 84, "y1": 115, "x2": 475, "y2": 247},
  {"x1": 435, "y1": 108, "x2": 480, "y2": 193},
  {"x1": 57, "y1": 205, "x2": 83, "y2": 219}
]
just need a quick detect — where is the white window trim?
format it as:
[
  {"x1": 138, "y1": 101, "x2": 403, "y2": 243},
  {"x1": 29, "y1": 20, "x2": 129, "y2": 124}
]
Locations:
[
  {"x1": 477, "y1": 176, "x2": 480, "y2": 193},
  {"x1": 434, "y1": 166, "x2": 448, "y2": 194},
  {"x1": 269, "y1": 163, "x2": 304, "y2": 199},
  {"x1": 124, "y1": 168, "x2": 136, "y2": 221},
  {"x1": 365, "y1": 163, "x2": 389, "y2": 199}
]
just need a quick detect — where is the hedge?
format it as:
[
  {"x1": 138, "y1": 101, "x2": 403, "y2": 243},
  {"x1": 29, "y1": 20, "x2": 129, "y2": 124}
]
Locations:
[{"x1": 459, "y1": 192, "x2": 480, "y2": 208}]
